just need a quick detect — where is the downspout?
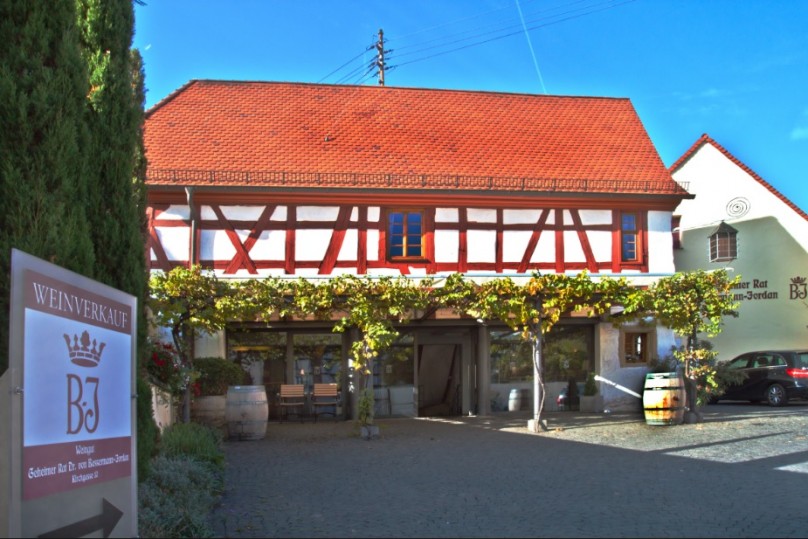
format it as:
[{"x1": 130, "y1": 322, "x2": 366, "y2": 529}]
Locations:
[
  {"x1": 182, "y1": 186, "x2": 197, "y2": 423},
  {"x1": 185, "y1": 186, "x2": 198, "y2": 267}
]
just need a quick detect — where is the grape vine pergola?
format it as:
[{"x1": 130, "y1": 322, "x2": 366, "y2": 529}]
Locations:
[{"x1": 147, "y1": 266, "x2": 738, "y2": 431}]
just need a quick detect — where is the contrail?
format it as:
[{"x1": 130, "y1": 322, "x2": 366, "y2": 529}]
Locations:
[{"x1": 515, "y1": 0, "x2": 547, "y2": 94}]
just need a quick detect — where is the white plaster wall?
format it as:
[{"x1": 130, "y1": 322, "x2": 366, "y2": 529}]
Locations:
[
  {"x1": 200, "y1": 229, "x2": 237, "y2": 260},
  {"x1": 435, "y1": 208, "x2": 459, "y2": 222},
  {"x1": 245, "y1": 230, "x2": 285, "y2": 260},
  {"x1": 579, "y1": 209, "x2": 612, "y2": 225},
  {"x1": 587, "y1": 230, "x2": 612, "y2": 261},
  {"x1": 503, "y1": 209, "x2": 543, "y2": 224},
  {"x1": 563, "y1": 230, "x2": 586, "y2": 262},
  {"x1": 158, "y1": 205, "x2": 190, "y2": 220},
  {"x1": 467, "y1": 208, "x2": 497, "y2": 223},
  {"x1": 534, "y1": 233, "x2": 555, "y2": 262},
  {"x1": 271, "y1": 206, "x2": 287, "y2": 221},
  {"x1": 201, "y1": 205, "x2": 265, "y2": 221},
  {"x1": 598, "y1": 324, "x2": 644, "y2": 412},
  {"x1": 297, "y1": 206, "x2": 340, "y2": 221},
  {"x1": 155, "y1": 228, "x2": 189, "y2": 261},
  {"x1": 295, "y1": 229, "x2": 332, "y2": 260},
  {"x1": 502, "y1": 230, "x2": 532, "y2": 263},
  {"x1": 337, "y1": 229, "x2": 358, "y2": 260},
  {"x1": 467, "y1": 230, "x2": 496, "y2": 262},
  {"x1": 434, "y1": 230, "x2": 459, "y2": 263},
  {"x1": 647, "y1": 210, "x2": 675, "y2": 274},
  {"x1": 367, "y1": 229, "x2": 380, "y2": 261},
  {"x1": 367, "y1": 207, "x2": 380, "y2": 222}
]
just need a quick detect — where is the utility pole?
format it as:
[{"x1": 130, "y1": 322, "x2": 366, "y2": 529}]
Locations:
[{"x1": 376, "y1": 28, "x2": 385, "y2": 86}]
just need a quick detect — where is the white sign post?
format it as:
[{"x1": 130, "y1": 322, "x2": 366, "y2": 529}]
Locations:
[{"x1": 4, "y1": 249, "x2": 137, "y2": 537}]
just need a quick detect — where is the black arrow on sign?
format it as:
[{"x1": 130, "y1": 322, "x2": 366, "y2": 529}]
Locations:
[{"x1": 38, "y1": 498, "x2": 123, "y2": 538}]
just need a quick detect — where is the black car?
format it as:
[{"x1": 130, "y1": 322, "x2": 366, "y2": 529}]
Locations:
[{"x1": 715, "y1": 350, "x2": 808, "y2": 406}]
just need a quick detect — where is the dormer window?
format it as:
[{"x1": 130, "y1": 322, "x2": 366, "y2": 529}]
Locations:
[
  {"x1": 709, "y1": 221, "x2": 738, "y2": 262},
  {"x1": 387, "y1": 210, "x2": 424, "y2": 260}
]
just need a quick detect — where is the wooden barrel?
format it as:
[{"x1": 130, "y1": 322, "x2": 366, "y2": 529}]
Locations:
[
  {"x1": 643, "y1": 372, "x2": 686, "y2": 426},
  {"x1": 192, "y1": 395, "x2": 227, "y2": 433},
  {"x1": 226, "y1": 385, "x2": 269, "y2": 440},
  {"x1": 508, "y1": 389, "x2": 523, "y2": 412}
]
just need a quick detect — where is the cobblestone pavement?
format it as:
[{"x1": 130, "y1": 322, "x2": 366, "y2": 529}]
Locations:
[{"x1": 210, "y1": 402, "x2": 808, "y2": 538}]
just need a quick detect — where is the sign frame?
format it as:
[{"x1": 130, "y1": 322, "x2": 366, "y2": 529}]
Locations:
[{"x1": 5, "y1": 249, "x2": 137, "y2": 537}]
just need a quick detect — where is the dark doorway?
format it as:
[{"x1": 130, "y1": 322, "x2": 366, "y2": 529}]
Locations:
[{"x1": 417, "y1": 343, "x2": 461, "y2": 416}]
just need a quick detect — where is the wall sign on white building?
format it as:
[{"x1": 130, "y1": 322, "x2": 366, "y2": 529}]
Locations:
[{"x1": 3, "y1": 249, "x2": 137, "y2": 537}]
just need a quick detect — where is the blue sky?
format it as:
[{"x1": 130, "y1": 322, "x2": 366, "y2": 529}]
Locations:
[{"x1": 133, "y1": 0, "x2": 808, "y2": 212}]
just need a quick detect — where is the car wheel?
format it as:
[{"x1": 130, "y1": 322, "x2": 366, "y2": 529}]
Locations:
[{"x1": 766, "y1": 384, "x2": 788, "y2": 407}]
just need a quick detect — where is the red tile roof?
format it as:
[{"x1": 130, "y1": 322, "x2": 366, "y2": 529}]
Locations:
[
  {"x1": 671, "y1": 134, "x2": 808, "y2": 221},
  {"x1": 144, "y1": 80, "x2": 684, "y2": 195}
]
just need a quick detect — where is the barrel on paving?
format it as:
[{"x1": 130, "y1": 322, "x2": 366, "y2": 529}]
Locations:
[{"x1": 642, "y1": 372, "x2": 686, "y2": 425}]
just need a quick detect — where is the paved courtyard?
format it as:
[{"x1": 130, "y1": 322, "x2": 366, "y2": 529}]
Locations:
[{"x1": 210, "y1": 402, "x2": 808, "y2": 538}]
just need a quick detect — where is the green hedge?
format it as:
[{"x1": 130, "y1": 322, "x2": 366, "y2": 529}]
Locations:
[{"x1": 194, "y1": 356, "x2": 249, "y2": 396}]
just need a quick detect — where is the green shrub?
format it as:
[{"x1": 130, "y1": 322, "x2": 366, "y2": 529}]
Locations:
[
  {"x1": 194, "y1": 356, "x2": 249, "y2": 396},
  {"x1": 583, "y1": 372, "x2": 598, "y2": 396},
  {"x1": 158, "y1": 422, "x2": 224, "y2": 469},
  {"x1": 138, "y1": 454, "x2": 222, "y2": 538},
  {"x1": 136, "y1": 375, "x2": 159, "y2": 481}
]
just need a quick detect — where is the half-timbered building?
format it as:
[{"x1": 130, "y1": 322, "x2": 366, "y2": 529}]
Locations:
[{"x1": 144, "y1": 80, "x2": 691, "y2": 417}]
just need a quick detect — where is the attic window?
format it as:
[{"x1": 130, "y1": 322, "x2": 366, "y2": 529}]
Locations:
[{"x1": 709, "y1": 221, "x2": 738, "y2": 262}]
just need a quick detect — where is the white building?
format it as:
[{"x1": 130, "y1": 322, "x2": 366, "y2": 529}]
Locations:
[{"x1": 671, "y1": 134, "x2": 808, "y2": 360}]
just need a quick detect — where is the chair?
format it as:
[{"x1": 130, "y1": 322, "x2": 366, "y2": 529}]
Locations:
[
  {"x1": 312, "y1": 383, "x2": 340, "y2": 422},
  {"x1": 277, "y1": 384, "x2": 306, "y2": 423}
]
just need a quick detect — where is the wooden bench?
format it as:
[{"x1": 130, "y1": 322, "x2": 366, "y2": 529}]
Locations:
[
  {"x1": 311, "y1": 383, "x2": 340, "y2": 422},
  {"x1": 277, "y1": 384, "x2": 306, "y2": 423}
]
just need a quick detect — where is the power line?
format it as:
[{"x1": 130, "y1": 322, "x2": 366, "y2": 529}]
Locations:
[
  {"x1": 318, "y1": 44, "x2": 375, "y2": 83},
  {"x1": 390, "y1": 0, "x2": 636, "y2": 71},
  {"x1": 389, "y1": 0, "x2": 595, "y2": 56}
]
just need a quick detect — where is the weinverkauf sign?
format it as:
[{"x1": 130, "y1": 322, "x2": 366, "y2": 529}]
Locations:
[{"x1": 2, "y1": 249, "x2": 137, "y2": 537}]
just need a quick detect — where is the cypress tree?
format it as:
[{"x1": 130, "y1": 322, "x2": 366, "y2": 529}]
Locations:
[
  {"x1": 77, "y1": 0, "x2": 157, "y2": 476},
  {"x1": 0, "y1": 0, "x2": 95, "y2": 373},
  {"x1": 77, "y1": 0, "x2": 146, "y2": 293}
]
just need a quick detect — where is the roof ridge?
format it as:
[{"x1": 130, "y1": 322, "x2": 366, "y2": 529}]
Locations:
[{"x1": 166, "y1": 78, "x2": 630, "y2": 102}]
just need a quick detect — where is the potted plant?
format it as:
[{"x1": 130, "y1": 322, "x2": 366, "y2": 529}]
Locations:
[
  {"x1": 579, "y1": 372, "x2": 603, "y2": 413},
  {"x1": 191, "y1": 356, "x2": 249, "y2": 433}
]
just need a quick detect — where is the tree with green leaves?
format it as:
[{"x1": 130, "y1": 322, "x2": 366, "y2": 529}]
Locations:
[
  {"x1": 439, "y1": 271, "x2": 638, "y2": 432},
  {"x1": 326, "y1": 275, "x2": 433, "y2": 427},
  {"x1": 0, "y1": 0, "x2": 96, "y2": 373},
  {"x1": 640, "y1": 269, "x2": 740, "y2": 422},
  {"x1": 148, "y1": 266, "x2": 233, "y2": 422}
]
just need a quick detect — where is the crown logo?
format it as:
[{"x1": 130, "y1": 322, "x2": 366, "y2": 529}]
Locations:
[
  {"x1": 792, "y1": 276, "x2": 807, "y2": 285},
  {"x1": 63, "y1": 330, "x2": 105, "y2": 367}
]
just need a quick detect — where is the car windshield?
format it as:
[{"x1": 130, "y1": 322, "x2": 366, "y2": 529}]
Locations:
[{"x1": 794, "y1": 352, "x2": 808, "y2": 369}]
